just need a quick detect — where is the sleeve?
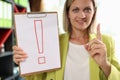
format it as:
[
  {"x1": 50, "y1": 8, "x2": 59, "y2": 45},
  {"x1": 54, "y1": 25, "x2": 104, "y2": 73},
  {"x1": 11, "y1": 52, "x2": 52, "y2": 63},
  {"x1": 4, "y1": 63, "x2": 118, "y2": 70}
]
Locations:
[
  {"x1": 108, "y1": 65, "x2": 120, "y2": 80},
  {"x1": 107, "y1": 36, "x2": 120, "y2": 80},
  {"x1": 100, "y1": 35, "x2": 120, "y2": 80},
  {"x1": 22, "y1": 72, "x2": 46, "y2": 80}
]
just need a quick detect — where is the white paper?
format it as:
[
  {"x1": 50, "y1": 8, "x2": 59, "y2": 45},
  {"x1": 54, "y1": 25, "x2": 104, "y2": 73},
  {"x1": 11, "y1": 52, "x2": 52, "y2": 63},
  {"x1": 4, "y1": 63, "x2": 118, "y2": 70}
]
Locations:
[{"x1": 14, "y1": 12, "x2": 61, "y2": 75}]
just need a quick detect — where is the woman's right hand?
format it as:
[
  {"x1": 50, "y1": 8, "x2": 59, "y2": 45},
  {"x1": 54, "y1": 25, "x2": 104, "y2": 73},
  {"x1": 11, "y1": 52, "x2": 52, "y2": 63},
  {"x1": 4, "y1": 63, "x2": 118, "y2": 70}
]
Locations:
[{"x1": 13, "y1": 45, "x2": 28, "y2": 65}]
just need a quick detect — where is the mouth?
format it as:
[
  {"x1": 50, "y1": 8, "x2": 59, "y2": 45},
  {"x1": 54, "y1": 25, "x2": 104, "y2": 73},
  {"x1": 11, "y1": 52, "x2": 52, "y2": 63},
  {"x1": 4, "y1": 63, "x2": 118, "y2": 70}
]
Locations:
[{"x1": 76, "y1": 19, "x2": 86, "y2": 25}]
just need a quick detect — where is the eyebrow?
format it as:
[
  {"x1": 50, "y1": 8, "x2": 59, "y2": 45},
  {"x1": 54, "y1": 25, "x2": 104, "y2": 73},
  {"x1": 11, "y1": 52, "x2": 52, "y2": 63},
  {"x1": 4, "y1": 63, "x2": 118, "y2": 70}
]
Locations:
[{"x1": 72, "y1": 5, "x2": 92, "y2": 8}]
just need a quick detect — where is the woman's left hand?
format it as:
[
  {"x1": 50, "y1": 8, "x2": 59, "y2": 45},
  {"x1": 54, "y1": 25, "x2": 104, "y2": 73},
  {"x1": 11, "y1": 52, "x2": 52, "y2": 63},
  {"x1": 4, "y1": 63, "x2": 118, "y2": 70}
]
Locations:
[{"x1": 85, "y1": 24, "x2": 111, "y2": 77}]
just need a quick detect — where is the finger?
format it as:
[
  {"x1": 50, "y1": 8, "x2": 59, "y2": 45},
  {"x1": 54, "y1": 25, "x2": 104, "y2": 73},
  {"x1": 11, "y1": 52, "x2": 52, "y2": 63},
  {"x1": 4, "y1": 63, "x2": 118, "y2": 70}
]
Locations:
[
  {"x1": 85, "y1": 39, "x2": 100, "y2": 51},
  {"x1": 13, "y1": 50, "x2": 27, "y2": 56},
  {"x1": 89, "y1": 48, "x2": 101, "y2": 57},
  {"x1": 97, "y1": 24, "x2": 102, "y2": 40},
  {"x1": 14, "y1": 56, "x2": 26, "y2": 62},
  {"x1": 84, "y1": 43, "x2": 89, "y2": 50},
  {"x1": 90, "y1": 44, "x2": 103, "y2": 51},
  {"x1": 12, "y1": 45, "x2": 23, "y2": 51},
  {"x1": 13, "y1": 55, "x2": 27, "y2": 64},
  {"x1": 86, "y1": 39, "x2": 96, "y2": 51},
  {"x1": 13, "y1": 51, "x2": 28, "y2": 58}
]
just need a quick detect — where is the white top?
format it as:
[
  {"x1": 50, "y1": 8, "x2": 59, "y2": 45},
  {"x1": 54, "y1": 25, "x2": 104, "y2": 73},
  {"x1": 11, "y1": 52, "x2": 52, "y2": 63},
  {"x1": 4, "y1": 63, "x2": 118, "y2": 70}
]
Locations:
[{"x1": 64, "y1": 42, "x2": 90, "y2": 80}]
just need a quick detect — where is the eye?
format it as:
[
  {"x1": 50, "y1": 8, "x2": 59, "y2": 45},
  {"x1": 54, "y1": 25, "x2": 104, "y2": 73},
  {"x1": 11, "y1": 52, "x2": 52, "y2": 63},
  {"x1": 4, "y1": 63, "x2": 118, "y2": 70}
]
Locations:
[
  {"x1": 72, "y1": 7, "x2": 79, "y2": 13},
  {"x1": 84, "y1": 7, "x2": 92, "y2": 13}
]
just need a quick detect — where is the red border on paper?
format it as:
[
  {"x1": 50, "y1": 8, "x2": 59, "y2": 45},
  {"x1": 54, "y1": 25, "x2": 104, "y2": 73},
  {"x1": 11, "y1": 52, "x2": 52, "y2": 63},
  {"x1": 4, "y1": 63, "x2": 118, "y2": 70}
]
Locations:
[{"x1": 34, "y1": 20, "x2": 44, "y2": 54}]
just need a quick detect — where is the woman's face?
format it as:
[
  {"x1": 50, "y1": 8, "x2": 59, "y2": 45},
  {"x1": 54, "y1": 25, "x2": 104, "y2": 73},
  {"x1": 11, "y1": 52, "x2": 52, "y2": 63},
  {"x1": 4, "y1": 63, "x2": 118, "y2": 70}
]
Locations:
[{"x1": 68, "y1": 0, "x2": 95, "y2": 32}]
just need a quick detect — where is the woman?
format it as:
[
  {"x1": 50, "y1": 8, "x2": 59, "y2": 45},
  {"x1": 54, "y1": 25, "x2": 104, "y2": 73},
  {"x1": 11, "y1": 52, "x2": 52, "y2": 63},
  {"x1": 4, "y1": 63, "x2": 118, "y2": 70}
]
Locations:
[{"x1": 13, "y1": 0, "x2": 120, "y2": 80}]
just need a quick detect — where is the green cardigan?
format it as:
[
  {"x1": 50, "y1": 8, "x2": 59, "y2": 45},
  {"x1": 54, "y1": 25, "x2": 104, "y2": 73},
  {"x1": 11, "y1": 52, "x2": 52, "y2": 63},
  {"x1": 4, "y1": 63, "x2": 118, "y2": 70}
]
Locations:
[{"x1": 24, "y1": 32, "x2": 120, "y2": 80}]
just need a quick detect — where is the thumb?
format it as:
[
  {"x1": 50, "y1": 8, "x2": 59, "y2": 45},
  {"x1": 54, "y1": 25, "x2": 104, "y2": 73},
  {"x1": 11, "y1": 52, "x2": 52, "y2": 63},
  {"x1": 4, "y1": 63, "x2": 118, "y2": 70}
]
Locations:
[{"x1": 84, "y1": 43, "x2": 89, "y2": 51}]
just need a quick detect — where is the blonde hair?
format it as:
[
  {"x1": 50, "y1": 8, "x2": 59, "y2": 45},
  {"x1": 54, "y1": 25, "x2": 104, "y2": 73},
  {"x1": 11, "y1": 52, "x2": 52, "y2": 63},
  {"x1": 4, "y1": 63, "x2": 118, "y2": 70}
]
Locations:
[{"x1": 63, "y1": 0, "x2": 97, "y2": 33}]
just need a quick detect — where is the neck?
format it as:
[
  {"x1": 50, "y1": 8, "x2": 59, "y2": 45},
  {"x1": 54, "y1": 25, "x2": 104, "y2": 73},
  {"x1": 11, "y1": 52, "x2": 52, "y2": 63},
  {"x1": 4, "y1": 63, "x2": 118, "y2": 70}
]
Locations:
[
  {"x1": 70, "y1": 30, "x2": 89, "y2": 40},
  {"x1": 70, "y1": 30, "x2": 89, "y2": 45}
]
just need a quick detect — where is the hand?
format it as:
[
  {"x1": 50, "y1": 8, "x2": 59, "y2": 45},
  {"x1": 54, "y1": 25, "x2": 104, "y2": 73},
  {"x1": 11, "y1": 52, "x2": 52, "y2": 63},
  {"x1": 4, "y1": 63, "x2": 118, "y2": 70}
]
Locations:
[
  {"x1": 85, "y1": 24, "x2": 111, "y2": 77},
  {"x1": 88, "y1": 24, "x2": 107, "y2": 67},
  {"x1": 13, "y1": 45, "x2": 28, "y2": 65}
]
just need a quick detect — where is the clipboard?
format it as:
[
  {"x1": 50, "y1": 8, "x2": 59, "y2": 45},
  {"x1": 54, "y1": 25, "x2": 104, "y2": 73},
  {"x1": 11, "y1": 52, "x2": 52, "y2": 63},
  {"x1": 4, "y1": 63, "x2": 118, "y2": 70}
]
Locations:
[{"x1": 14, "y1": 12, "x2": 61, "y2": 76}]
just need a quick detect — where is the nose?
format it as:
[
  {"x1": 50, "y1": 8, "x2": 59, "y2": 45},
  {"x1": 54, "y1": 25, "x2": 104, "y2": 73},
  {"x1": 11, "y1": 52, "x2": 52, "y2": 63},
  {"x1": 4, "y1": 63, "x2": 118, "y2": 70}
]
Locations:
[{"x1": 79, "y1": 11, "x2": 86, "y2": 18}]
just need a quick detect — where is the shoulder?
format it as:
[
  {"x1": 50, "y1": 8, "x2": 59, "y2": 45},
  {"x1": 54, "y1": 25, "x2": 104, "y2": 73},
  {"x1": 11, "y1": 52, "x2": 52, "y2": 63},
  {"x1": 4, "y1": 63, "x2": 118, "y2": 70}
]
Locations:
[
  {"x1": 102, "y1": 34, "x2": 113, "y2": 40},
  {"x1": 59, "y1": 32, "x2": 69, "y2": 40},
  {"x1": 58, "y1": 32, "x2": 70, "y2": 46},
  {"x1": 90, "y1": 33, "x2": 115, "y2": 47},
  {"x1": 101, "y1": 34, "x2": 115, "y2": 53},
  {"x1": 101, "y1": 34, "x2": 115, "y2": 57},
  {"x1": 101, "y1": 34, "x2": 115, "y2": 43}
]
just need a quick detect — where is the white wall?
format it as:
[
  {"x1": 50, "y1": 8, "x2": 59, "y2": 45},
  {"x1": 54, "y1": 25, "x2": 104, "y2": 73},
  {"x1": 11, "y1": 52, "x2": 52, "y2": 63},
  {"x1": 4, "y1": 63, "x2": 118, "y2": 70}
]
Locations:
[{"x1": 97, "y1": 0, "x2": 120, "y2": 63}]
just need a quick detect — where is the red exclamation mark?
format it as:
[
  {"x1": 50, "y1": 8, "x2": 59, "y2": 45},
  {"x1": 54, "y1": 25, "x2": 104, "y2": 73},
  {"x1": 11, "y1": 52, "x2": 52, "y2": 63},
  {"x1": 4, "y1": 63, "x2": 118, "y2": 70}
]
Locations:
[{"x1": 34, "y1": 20, "x2": 46, "y2": 64}]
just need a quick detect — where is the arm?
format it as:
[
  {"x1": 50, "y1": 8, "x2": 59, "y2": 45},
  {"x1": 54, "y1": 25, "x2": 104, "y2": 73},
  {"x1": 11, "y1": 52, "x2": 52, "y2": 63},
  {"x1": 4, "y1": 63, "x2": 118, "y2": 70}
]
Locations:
[
  {"x1": 108, "y1": 41, "x2": 120, "y2": 80},
  {"x1": 102, "y1": 35, "x2": 120, "y2": 80}
]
